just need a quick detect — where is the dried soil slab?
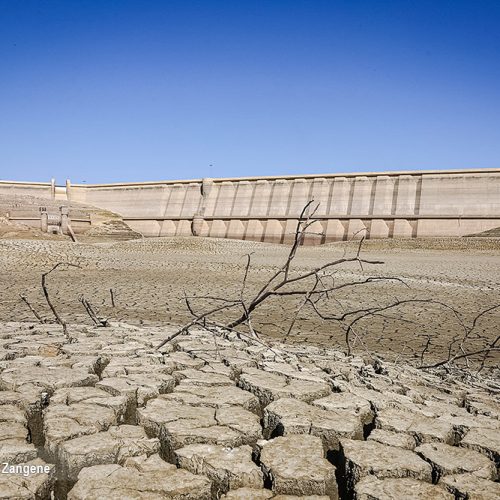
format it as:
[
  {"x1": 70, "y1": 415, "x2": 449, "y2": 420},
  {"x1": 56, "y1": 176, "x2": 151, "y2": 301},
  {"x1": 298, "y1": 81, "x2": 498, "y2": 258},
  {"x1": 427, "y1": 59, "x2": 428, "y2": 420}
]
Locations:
[
  {"x1": 175, "y1": 337, "x2": 234, "y2": 355},
  {"x1": 214, "y1": 406, "x2": 263, "y2": 443},
  {"x1": 416, "y1": 400, "x2": 475, "y2": 419},
  {"x1": 67, "y1": 461, "x2": 212, "y2": 499},
  {"x1": 101, "y1": 355, "x2": 171, "y2": 377},
  {"x1": 340, "y1": 439, "x2": 432, "y2": 490},
  {"x1": 273, "y1": 496, "x2": 330, "y2": 499},
  {"x1": 0, "y1": 365, "x2": 98, "y2": 392},
  {"x1": 0, "y1": 386, "x2": 48, "y2": 447},
  {"x1": 2, "y1": 339, "x2": 64, "y2": 358},
  {"x1": 263, "y1": 398, "x2": 362, "y2": 450},
  {"x1": 436, "y1": 412, "x2": 498, "y2": 440},
  {"x1": 401, "y1": 382, "x2": 465, "y2": 407},
  {"x1": 60, "y1": 340, "x2": 103, "y2": 357},
  {"x1": 50, "y1": 387, "x2": 129, "y2": 424},
  {"x1": 355, "y1": 476, "x2": 453, "y2": 499},
  {"x1": 217, "y1": 348, "x2": 258, "y2": 372},
  {"x1": 138, "y1": 397, "x2": 262, "y2": 460},
  {"x1": 460, "y1": 426, "x2": 500, "y2": 464},
  {"x1": 165, "y1": 383, "x2": 261, "y2": 414},
  {"x1": 465, "y1": 394, "x2": 500, "y2": 420},
  {"x1": 348, "y1": 386, "x2": 420, "y2": 413},
  {"x1": 0, "y1": 402, "x2": 29, "y2": 426},
  {"x1": 175, "y1": 444, "x2": 263, "y2": 495},
  {"x1": 0, "y1": 458, "x2": 55, "y2": 500},
  {"x1": 367, "y1": 429, "x2": 416, "y2": 450},
  {"x1": 375, "y1": 408, "x2": 455, "y2": 444},
  {"x1": 43, "y1": 402, "x2": 117, "y2": 458},
  {"x1": 259, "y1": 435, "x2": 337, "y2": 499},
  {"x1": 221, "y1": 488, "x2": 274, "y2": 499},
  {"x1": 312, "y1": 392, "x2": 374, "y2": 425},
  {"x1": 238, "y1": 368, "x2": 331, "y2": 407},
  {"x1": 165, "y1": 351, "x2": 206, "y2": 370},
  {"x1": 261, "y1": 361, "x2": 330, "y2": 384},
  {"x1": 441, "y1": 473, "x2": 500, "y2": 499},
  {"x1": 173, "y1": 368, "x2": 234, "y2": 387},
  {"x1": 57, "y1": 424, "x2": 160, "y2": 481},
  {"x1": 0, "y1": 420, "x2": 37, "y2": 464},
  {"x1": 0, "y1": 387, "x2": 46, "y2": 417},
  {"x1": 96, "y1": 372, "x2": 175, "y2": 407},
  {"x1": 415, "y1": 442, "x2": 497, "y2": 480},
  {"x1": 100, "y1": 341, "x2": 151, "y2": 357}
]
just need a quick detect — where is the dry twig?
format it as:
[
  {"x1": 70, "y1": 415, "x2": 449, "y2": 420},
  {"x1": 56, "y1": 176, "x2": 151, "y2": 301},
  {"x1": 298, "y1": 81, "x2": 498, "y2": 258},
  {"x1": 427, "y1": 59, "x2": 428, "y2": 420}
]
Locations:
[{"x1": 41, "y1": 262, "x2": 80, "y2": 338}]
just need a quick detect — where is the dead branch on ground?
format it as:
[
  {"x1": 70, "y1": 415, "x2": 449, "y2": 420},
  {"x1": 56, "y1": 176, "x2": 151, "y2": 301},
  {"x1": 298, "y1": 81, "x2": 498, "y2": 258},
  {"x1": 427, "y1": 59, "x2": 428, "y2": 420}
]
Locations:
[
  {"x1": 41, "y1": 262, "x2": 80, "y2": 338},
  {"x1": 19, "y1": 294, "x2": 45, "y2": 323},
  {"x1": 80, "y1": 295, "x2": 109, "y2": 327},
  {"x1": 156, "y1": 200, "x2": 389, "y2": 353},
  {"x1": 155, "y1": 201, "x2": 500, "y2": 378}
]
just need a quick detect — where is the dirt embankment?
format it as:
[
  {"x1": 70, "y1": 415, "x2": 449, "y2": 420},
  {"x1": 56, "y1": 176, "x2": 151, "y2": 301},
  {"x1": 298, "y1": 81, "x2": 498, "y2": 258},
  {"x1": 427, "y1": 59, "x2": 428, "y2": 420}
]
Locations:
[{"x1": 0, "y1": 193, "x2": 141, "y2": 241}]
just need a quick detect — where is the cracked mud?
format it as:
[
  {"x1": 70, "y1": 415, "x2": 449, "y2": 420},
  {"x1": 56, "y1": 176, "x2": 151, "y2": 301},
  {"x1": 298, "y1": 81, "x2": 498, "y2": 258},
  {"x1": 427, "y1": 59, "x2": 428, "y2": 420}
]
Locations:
[{"x1": 0, "y1": 322, "x2": 498, "y2": 499}]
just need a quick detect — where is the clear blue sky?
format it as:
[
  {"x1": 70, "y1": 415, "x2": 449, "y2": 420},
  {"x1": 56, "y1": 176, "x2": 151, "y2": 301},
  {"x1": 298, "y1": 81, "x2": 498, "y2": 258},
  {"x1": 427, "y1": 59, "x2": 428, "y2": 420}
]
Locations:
[{"x1": 1, "y1": 0, "x2": 499, "y2": 183}]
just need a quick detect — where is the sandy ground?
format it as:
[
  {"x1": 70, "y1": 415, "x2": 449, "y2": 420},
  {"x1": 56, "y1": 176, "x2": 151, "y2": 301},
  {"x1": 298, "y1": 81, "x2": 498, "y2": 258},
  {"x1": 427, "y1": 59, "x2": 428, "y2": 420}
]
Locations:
[{"x1": 1, "y1": 236, "x2": 499, "y2": 368}]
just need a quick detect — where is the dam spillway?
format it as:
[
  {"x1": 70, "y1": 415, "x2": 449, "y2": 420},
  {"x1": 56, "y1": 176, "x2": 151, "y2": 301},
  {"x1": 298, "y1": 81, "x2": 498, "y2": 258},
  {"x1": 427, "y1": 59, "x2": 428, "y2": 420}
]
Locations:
[{"x1": 1, "y1": 168, "x2": 499, "y2": 243}]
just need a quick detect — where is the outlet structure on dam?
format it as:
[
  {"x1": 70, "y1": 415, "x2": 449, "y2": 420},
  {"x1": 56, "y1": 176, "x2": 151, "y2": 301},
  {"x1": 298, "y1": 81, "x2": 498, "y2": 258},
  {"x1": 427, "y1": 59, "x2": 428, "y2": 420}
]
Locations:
[{"x1": 1, "y1": 168, "x2": 499, "y2": 244}]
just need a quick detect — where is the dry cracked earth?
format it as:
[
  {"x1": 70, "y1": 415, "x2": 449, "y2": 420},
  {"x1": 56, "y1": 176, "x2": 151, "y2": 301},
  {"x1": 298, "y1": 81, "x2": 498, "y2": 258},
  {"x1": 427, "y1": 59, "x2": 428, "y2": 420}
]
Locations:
[
  {"x1": 0, "y1": 236, "x2": 499, "y2": 499},
  {"x1": 0, "y1": 322, "x2": 499, "y2": 499},
  {"x1": 1, "y1": 236, "x2": 499, "y2": 368}
]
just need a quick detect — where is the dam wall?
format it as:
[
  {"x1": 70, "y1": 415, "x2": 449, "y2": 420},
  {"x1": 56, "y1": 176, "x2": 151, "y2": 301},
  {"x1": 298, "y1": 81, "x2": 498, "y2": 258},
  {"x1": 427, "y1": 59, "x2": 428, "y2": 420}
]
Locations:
[{"x1": 2, "y1": 169, "x2": 500, "y2": 243}]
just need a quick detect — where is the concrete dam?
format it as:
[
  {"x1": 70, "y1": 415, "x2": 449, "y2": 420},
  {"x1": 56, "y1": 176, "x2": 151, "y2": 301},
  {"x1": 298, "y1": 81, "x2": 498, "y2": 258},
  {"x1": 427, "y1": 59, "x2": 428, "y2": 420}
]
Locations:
[{"x1": 1, "y1": 168, "x2": 499, "y2": 243}]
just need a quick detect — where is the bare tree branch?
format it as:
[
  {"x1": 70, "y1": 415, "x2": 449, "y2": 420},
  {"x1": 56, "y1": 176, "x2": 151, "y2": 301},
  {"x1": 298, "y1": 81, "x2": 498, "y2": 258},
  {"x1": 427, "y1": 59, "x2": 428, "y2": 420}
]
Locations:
[
  {"x1": 41, "y1": 262, "x2": 80, "y2": 338},
  {"x1": 80, "y1": 295, "x2": 109, "y2": 327},
  {"x1": 19, "y1": 294, "x2": 45, "y2": 323}
]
